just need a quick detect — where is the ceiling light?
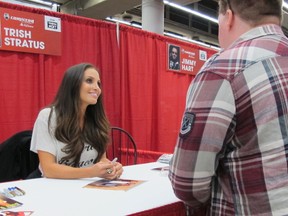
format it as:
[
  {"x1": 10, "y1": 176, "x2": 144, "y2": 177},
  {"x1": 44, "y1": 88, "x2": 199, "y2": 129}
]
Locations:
[
  {"x1": 163, "y1": 0, "x2": 218, "y2": 24},
  {"x1": 27, "y1": 0, "x2": 53, "y2": 6},
  {"x1": 164, "y1": 32, "x2": 220, "y2": 50},
  {"x1": 3, "y1": 0, "x2": 59, "y2": 11},
  {"x1": 283, "y1": 1, "x2": 288, "y2": 10},
  {"x1": 106, "y1": 17, "x2": 220, "y2": 51},
  {"x1": 106, "y1": 17, "x2": 136, "y2": 27}
]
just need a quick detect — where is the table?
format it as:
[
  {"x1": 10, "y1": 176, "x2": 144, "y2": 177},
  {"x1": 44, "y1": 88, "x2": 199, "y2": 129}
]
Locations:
[{"x1": 0, "y1": 162, "x2": 186, "y2": 216}]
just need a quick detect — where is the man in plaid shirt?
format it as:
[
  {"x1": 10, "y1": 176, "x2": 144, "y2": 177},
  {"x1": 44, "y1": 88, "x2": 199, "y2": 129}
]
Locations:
[{"x1": 169, "y1": 0, "x2": 288, "y2": 215}]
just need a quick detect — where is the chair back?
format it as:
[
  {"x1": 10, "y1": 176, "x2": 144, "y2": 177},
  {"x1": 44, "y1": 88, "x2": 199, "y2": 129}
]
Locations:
[
  {"x1": 0, "y1": 130, "x2": 39, "y2": 182},
  {"x1": 107, "y1": 127, "x2": 137, "y2": 165}
]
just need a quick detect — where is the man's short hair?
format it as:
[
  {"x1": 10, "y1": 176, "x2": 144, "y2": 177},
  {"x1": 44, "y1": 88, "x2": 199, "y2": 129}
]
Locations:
[{"x1": 218, "y1": 0, "x2": 282, "y2": 26}]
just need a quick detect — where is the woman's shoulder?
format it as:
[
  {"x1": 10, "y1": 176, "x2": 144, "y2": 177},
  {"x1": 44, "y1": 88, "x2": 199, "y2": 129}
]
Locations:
[
  {"x1": 39, "y1": 107, "x2": 52, "y2": 116},
  {"x1": 36, "y1": 107, "x2": 54, "y2": 121}
]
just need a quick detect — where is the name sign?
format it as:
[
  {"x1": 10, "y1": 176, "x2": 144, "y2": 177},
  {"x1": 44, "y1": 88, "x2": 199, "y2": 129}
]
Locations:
[
  {"x1": 167, "y1": 43, "x2": 214, "y2": 75},
  {"x1": 0, "y1": 7, "x2": 61, "y2": 55}
]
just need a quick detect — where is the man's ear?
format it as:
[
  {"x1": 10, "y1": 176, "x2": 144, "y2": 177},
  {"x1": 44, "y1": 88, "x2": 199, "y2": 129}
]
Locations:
[{"x1": 226, "y1": 9, "x2": 234, "y2": 30}]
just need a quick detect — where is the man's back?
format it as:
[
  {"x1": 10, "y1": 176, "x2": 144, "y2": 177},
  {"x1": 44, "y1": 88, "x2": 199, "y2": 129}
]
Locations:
[
  {"x1": 205, "y1": 24, "x2": 288, "y2": 215},
  {"x1": 169, "y1": 24, "x2": 288, "y2": 215}
]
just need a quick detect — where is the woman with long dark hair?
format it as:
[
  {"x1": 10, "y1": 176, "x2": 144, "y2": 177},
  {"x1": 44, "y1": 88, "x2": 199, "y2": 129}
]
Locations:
[{"x1": 30, "y1": 63, "x2": 123, "y2": 179}]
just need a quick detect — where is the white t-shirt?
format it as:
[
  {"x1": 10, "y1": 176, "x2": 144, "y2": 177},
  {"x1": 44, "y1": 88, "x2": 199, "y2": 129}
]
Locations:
[{"x1": 30, "y1": 108, "x2": 98, "y2": 173}]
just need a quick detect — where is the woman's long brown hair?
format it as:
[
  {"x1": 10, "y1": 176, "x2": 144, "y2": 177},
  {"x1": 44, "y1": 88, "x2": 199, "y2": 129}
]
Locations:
[{"x1": 48, "y1": 63, "x2": 110, "y2": 167}]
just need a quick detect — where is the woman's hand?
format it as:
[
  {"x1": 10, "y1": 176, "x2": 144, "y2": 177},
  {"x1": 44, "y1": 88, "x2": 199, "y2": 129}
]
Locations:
[
  {"x1": 112, "y1": 161, "x2": 123, "y2": 179},
  {"x1": 92, "y1": 160, "x2": 123, "y2": 180}
]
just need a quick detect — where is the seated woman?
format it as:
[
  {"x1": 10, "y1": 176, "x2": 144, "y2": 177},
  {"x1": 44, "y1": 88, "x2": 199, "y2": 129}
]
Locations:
[{"x1": 30, "y1": 63, "x2": 123, "y2": 179}]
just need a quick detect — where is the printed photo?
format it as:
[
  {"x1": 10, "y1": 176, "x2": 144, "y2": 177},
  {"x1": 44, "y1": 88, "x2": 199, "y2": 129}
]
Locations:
[
  {"x1": 168, "y1": 44, "x2": 181, "y2": 70},
  {"x1": 84, "y1": 179, "x2": 145, "y2": 191}
]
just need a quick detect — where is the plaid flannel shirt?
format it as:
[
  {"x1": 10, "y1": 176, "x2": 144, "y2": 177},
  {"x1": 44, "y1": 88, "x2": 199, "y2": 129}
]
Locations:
[{"x1": 169, "y1": 24, "x2": 288, "y2": 216}]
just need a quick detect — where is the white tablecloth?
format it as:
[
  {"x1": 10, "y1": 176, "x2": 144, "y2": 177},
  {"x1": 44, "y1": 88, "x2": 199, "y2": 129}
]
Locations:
[{"x1": 0, "y1": 162, "x2": 180, "y2": 216}]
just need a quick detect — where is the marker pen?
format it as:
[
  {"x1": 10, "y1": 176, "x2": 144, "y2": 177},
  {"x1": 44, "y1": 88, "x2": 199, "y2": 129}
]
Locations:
[{"x1": 15, "y1": 187, "x2": 25, "y2": 195}]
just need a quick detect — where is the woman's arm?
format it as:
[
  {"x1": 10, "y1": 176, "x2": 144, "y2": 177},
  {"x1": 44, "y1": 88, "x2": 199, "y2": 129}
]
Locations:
[{"x1": 38, "y1": 151, "x2": 122, "y2": 179}]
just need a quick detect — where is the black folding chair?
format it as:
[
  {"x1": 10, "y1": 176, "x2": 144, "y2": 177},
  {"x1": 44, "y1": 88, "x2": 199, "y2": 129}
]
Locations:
[
  {"x1": 0, "y1": 130, "x2": 39, "y2": 182},
  {"x1": 107, "y1": 126, "x2": 137, "y2": 165}
]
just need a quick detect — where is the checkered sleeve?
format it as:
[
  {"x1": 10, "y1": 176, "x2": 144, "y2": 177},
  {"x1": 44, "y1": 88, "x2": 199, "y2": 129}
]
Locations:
[{"x1": 169, "y1": 70, "x2": 236, "y2": 209}]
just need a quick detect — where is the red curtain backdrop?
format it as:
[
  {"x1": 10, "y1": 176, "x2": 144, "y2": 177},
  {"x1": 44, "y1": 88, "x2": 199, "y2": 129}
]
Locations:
[
  {"x1": 118, "y1": 27, "x2": 195, "y2": 152},
  {"x1": 0, "y1": 2, "x2": 120, "y2": 144},
  {"x1": 0, "y1": 2, "x2": 216, "y2": 160}
]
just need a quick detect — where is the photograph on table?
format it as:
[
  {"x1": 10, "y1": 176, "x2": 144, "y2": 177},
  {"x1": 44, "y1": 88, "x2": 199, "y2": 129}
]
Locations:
[
  {"x1": 0, "y1": 194, "x2": 22, "y2": 210},
  {"x1": 0, "y1": 210, "x2": 34, "y2": 216},
  {"x1": 84, "y1": 179, "x2": 145, "y2": 191}
]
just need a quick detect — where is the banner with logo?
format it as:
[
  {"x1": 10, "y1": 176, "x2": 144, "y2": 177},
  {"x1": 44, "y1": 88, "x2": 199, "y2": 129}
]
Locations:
[
  {"x1": 0, "y1": 7, "x2": 61, "y2": 55},
  {"x1": 167, "y1": 43, "x2": 211, "y2": 75}
]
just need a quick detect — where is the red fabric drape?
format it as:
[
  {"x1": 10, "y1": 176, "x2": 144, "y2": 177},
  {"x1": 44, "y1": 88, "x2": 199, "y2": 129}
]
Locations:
[
  {"x1": 0, "y1": 2, "x2": 120, "y2": 144},
  {"x1": 118, "y1": 26, "x2": 216, "y2": 152},
  {"x1": 0, "y1": 2, "x2": 217, "y2": 159}
]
